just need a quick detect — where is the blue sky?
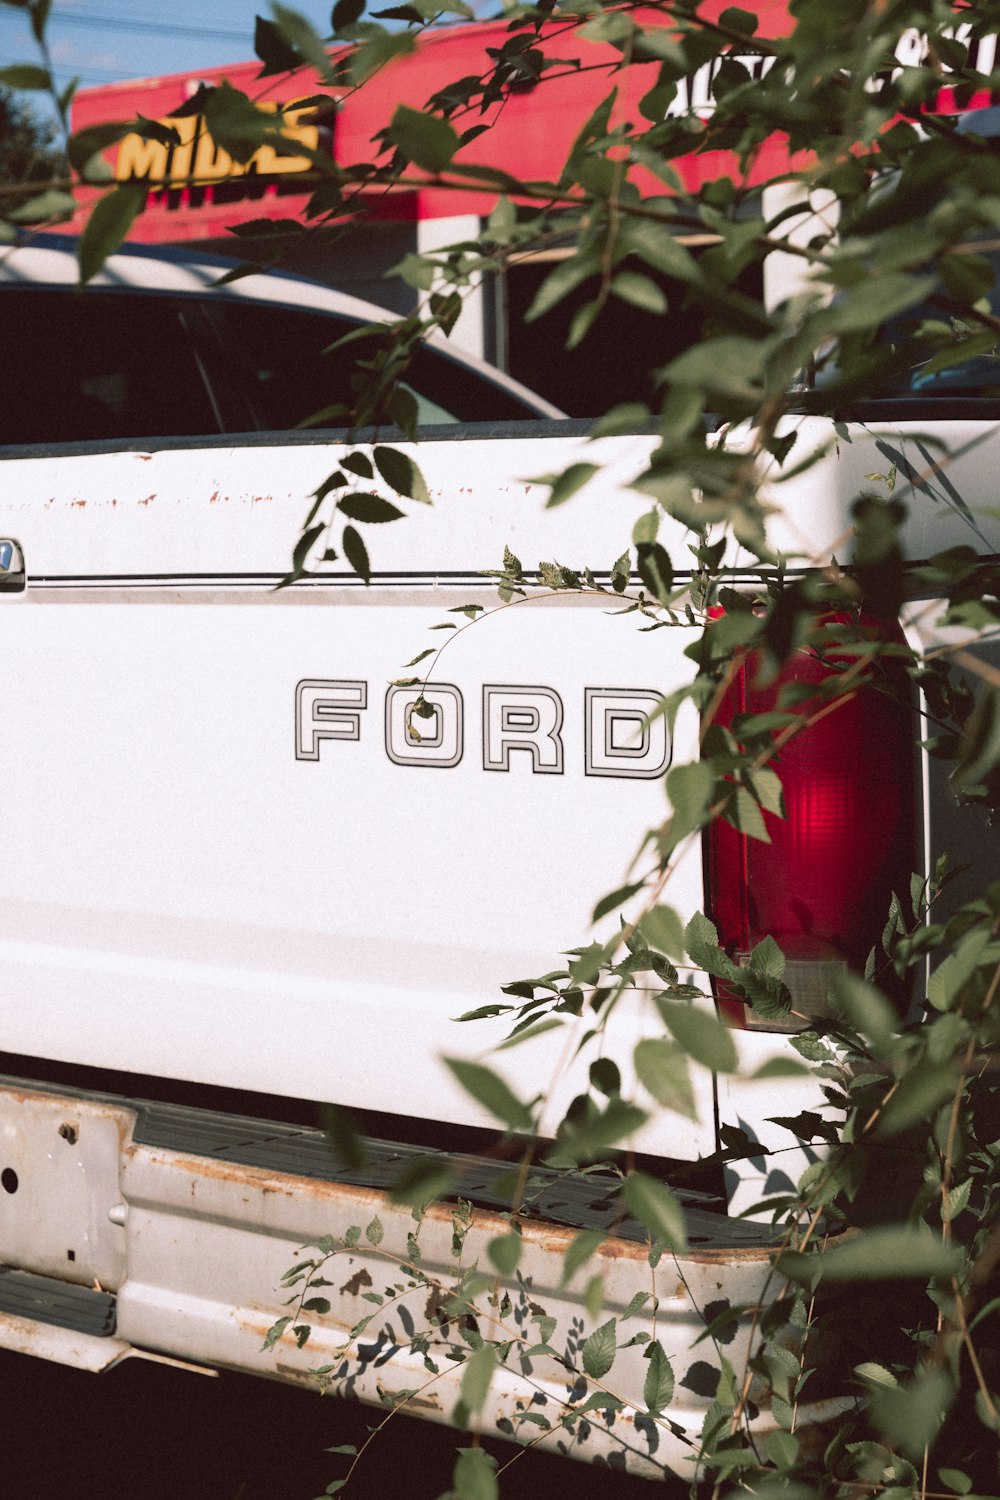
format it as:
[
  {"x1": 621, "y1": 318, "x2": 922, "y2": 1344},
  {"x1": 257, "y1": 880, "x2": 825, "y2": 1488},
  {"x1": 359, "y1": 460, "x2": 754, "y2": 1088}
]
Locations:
[{"x1": 0, "y1": 0, "x2": 338, "y2": 99}]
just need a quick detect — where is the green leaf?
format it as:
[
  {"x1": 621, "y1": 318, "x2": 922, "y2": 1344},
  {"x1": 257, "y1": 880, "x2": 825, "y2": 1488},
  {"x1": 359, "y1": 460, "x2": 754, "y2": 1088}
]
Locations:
[
  {"x1": 365, "y1": 1216, "x2": 384, "y2": 1246},
  {"x1": 452, "y1": 1004, "x2": 514, "y2": 1022},
  {"x1": 373, "y1": 447, "x2": 431, "y2": 504},
  {"x1": 496, "y1": 1017, "x2": 563, "y2": 1050},
  {"x1": 633, "y1": 1038, "x2": 697, "y2": 1118},
  {"x1": 723, "y1": 784, "x2": 770, "y2": 843},
  {"x1": 819, "y1": 273, "x2": 937, "y2": 335},
  {"x1": 665, "y1": 762, "x2": 716, "y2": 843},
  {"x1": 581, "y1": 1317, "x2": 617, "y2": 1380},
  {"x1": 0, "y1": 63, "x2": 49, "y2": 89},
  {"x1": 567, "y1": 299, "x2": 600, "y2": 350},
  {"x1": 68, "y1": 120, "x2": 144, "y2": 173},
  {"x1": 954, "y1": 686, "x2": 1000, "y2": 789},
  {"x1": 320, "y1": 1103, "x2": 367, "y2": 1172},
  {"x1": 765, "y1": 1430, "x2": 800, "y2": 1467},
  {"x1": 487, "y1": 194, "x2": 516, "y2": 240},
  {"x1": 77, "y1": 184, "x2": 147, "y2": 283},
  {"x1": 870, "y1": 1368, "x2": 955, "y2": 1461},
  {"x1": 941, "y1": 1179, "x2": 972, "y2": 1222},
  {"x1": 746, "y1": 766, "x2": 784, "y2": 819},
  {"x1": 929, "y1": 926, "x2": 993, "y2": 1011},
  {"x1": 444, "y1": 1058, "x2": 533, "y2": 1131},
  {"x1": 341, "y1": 525, "x2": 371, "y2": 584},
  {"x1": 540, "y1": 461, "x2": 599, "y2": 509},
  {"x1": 623, "y1": 1172, "x2": 688, "y2": 1253},
  {"x1": 610, "y1": 549, "x2": 631, "y2": 593},
  {"x1": 623, "y1": 219, "x2": 698, "y2": 281},
  {"x1": 778, "y1": 1226, "x2": 964, "y2": 1285},
  {"x1": 624, "y1": 1291, "x2": 651, "y2": 1320},
  {"x1": 348, "y1": 27, "x2": 417, "y2": 86},
  {"x1": 656, "y1": 1000, "x2": 739, "y2": 1073},
  {"x1": 639, "y1": 905, "x2": 686, "y2": 960},
  {"x1": 612, "y1": 270, "x2": 667, "y2": 314},
  {"x1": 589, "y1": 1056, "x2": 621, "y2": 1096},
  {"x1": 976, "y1": 1387, "x2": 1000, "y2": 1431},
  {"x1": 7, "y1": 188, "x2": 76, "y2": 225},
  {"x1": 875, "y1": 1059, "x2": 958, "y2": 1138},
  {"x1": 459, "y1": 1341, "x2": 497, "y2": 1414},
  {"x1": 548, "y1": 1095, "x2": 647, "y2": 1166},
  {"x1": 338, "y1": 493, "x2": 406, "y2": 524},
  {"x1": 938, "y1": 251, "x2": 995, "y2": 307},
  {"x1": 261, "y1": 1314, "x2": 292, "y2": 1350},
  {"x1": 661, "y1": 335, "x2": 768, "y2": 407},
  {"x1": 829, "y1": 970, "x2": 896, "y2": 1052},
  {"x1": 271, "y1": 2, "x2": 333, "y2": 78},
  {"x1": 332, "y1": 0, "x2": 366, "y2": 30},
  {"x1": 567, "y1": 938, "x2": 614, "y2": 985},
  {"x1": 388, "y1": 1154, "x2": 451, "y2": 1208},
  {"x1": 632, "y1": 510, "x2": 659, "y2": 546},
  {"x1": 636, "y1": 541, "x2": 673, "y2": 603},
  {"x1": 685, "y1": 911, "x2": 737, "y2": 980},
  {"x1": 747, "y1": 935, "x2": 785, "y2": 979},
  {"x1": 386, "y1": 104, "x2": 459, "y2": 173},
  {"x1": 200, "y1": 82, "x2": 286, "y2": 164},
  {"x1": 452, "y1": 1446, "x2": 498, "y2": 1500},
  {"x1": 287, "y1": 523, "x2": 323, "y2": 583},
  {"x1": 719, "y1": 6, "x2": 757, "y2": 33},
  {"x1": 592, "y1": 880, "x2": 646, "y2": 923},
  {"x1": 254, "y1": 15, "x2": 304, "y2": 74},
  {"x1": 525, "y1": 254, "x2": 600, "y2": 322},
  {"x1": 643, "y1": 1339, "x2": 675, "y2": 1414},
  {"x1": 855, "y1": 1361, "x2": 897, "y2": 1388},
  {"x1": 584, "y1": 1273, "x2": 604, "y2": 1323},
  {"x1": 561, "y1": 1227, "x2": 605, "y2": 1286},
  {"x1": 487, "y1": 1232, "x2": 522, "y2": 1275},
  {"x1": 938, "y1": 1468, "x2": 973, "y2": 1495}
]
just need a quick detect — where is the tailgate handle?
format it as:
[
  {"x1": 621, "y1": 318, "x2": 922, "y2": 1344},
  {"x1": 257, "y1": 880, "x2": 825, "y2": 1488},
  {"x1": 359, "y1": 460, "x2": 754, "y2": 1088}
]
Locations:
[{"x1": 0, "y1": 539, "x2": 25, "y2": 595}]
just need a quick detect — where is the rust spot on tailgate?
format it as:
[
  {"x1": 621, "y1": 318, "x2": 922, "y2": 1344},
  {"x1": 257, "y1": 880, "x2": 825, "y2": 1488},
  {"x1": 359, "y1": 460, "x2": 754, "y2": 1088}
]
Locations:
[{"x1": 127, "y1": 1145, "x2": 775, "y2": 1269}]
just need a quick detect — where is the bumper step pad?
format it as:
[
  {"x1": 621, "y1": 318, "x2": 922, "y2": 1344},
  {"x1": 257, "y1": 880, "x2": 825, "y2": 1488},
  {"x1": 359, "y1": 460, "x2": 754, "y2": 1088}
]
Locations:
[{"x1": 0, "y1": 1265, "x2": 116, "y2": 1337}]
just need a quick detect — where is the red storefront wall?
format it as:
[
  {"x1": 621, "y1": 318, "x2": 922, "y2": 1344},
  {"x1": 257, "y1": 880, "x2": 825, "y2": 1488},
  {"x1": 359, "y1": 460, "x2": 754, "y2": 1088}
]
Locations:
[{"x1": 70, "y1": 2, "x2": 798, "y2": 245}]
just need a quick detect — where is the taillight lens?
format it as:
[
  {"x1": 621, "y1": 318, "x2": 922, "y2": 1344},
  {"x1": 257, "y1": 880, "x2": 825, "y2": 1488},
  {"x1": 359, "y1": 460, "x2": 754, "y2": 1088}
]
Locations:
[{"x1": 704, "y1": 613, "x2": 916, "y2": 1029}]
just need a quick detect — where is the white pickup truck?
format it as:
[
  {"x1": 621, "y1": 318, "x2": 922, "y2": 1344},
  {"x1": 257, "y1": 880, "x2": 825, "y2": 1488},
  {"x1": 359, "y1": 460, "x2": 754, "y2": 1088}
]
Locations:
[{"x1": 1, "y1": 238, "x2": 997, "y2": 1480}]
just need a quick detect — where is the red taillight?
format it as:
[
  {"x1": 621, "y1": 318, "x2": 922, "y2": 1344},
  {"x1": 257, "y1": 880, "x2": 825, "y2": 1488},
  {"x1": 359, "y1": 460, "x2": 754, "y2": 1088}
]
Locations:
[{"x1": 704, "y1": 613, "x2": 916, "y2": 1029}]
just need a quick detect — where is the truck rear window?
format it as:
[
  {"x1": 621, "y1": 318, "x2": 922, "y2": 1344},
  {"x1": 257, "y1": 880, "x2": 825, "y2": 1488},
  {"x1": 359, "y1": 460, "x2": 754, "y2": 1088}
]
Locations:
[{"x1": 0, "y1": 288, "x2": 221, "y2": 445}]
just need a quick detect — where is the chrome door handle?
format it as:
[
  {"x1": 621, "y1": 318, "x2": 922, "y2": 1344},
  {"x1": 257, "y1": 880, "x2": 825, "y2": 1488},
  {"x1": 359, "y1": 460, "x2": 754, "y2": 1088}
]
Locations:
[{"x1": 0, "y1": 539, "x2": 25, "y2": 594}]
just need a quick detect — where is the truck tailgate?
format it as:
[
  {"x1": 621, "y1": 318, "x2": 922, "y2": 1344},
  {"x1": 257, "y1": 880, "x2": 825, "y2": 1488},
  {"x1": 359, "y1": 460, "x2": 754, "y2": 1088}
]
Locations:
[{"x1": 0, "y1": 430, "x2": 711, "y2": 1151}]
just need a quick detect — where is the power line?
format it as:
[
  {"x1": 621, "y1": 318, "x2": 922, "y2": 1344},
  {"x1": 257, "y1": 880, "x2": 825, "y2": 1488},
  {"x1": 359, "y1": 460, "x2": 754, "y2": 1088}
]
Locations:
[
  {"x1": 58, "y1": 64, "x2": 176, "y2": 83},
  {"x1": 48, "y1": 9, "x2": 257, "y2": 43}
]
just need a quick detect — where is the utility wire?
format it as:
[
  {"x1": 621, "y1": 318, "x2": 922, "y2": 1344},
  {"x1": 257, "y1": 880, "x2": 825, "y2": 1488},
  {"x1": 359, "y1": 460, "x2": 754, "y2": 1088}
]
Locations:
[{"x1": 46, "y1": 10, "x2": 255, "y2": 42}]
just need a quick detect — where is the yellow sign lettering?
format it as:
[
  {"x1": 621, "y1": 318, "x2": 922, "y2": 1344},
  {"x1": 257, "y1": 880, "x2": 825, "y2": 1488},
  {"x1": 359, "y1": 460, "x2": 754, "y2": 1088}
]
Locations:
[{"x1": 114, "y1": 103, "x2": 322, "y2": 186}]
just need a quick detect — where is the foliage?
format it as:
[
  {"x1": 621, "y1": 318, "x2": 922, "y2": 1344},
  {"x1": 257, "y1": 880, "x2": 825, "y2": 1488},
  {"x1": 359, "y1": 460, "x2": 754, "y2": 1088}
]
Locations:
[
  {"x1": 4, "y1": 0, "x2": 1000, "y2": 1495},
  {"x1": 0, "y1": 81, "x2": 65, "y2": 227}
]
